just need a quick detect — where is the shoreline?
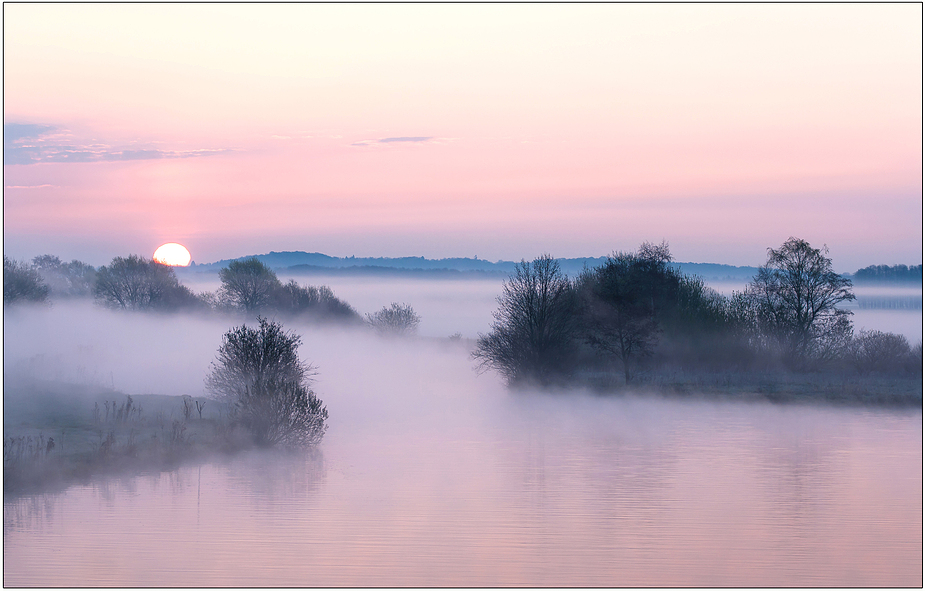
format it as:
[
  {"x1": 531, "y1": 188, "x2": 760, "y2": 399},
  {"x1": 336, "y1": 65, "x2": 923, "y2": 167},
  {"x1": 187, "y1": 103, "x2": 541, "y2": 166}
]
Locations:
[{"x1": 5, "y1": 372, "x2": 921, "y2": 497}]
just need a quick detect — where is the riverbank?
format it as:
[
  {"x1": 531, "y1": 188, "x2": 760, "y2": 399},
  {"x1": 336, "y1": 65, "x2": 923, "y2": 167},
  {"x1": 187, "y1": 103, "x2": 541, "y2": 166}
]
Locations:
[
  {"x1": 3, "y1": 378, "x2": 247, "y2": 496},
  {"x1": 576, "y1": 369, "x2": 923, "y2": 407},
  {"x1": 6, "y1": 369, "x2": 922, "y2": 496}
]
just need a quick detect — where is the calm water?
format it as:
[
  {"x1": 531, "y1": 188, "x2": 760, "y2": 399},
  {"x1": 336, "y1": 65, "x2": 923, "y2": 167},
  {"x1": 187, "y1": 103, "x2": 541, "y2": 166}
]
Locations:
[
  {"x1": 4, "y1": 281, "x2": 922, "y2": 587},
  {"x1": 4, "y1": 371, "x2": 922, "y2": 585}
]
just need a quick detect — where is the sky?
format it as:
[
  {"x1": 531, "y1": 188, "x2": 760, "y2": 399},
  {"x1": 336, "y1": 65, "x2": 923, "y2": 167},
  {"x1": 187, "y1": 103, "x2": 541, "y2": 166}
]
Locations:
[{"x1": 3, "y1": 3, "x2": 922, "y2": 271}]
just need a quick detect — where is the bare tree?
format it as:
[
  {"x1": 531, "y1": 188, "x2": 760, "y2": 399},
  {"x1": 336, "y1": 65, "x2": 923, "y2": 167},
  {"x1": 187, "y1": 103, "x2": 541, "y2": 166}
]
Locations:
[
  {"x1": 366, "y1": 302, "x2": 422, "y2": 336},
  {"x1": 3, "y1": 256, "x2": 49, "y2": 305},
  {"x1": 473, "y1": 255, "x2": 579, "y2": 385},
  {"x1": 747, "y1": 237, "x2": 855, "y2": 365},
  {"x1": 218, "y1": 258, "x2": 281, "y2": 313},
  {"x1": 94, "y1": 255, "x2": 200, "y2": 311},
  {"x1": 205, "y1": 317, "x2": 327, "y2": 447}
]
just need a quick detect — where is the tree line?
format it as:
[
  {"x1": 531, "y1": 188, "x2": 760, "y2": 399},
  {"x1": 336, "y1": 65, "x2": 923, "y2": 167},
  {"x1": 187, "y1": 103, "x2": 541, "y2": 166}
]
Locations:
[
  {"x1": 4, "y1": 254, "x2": 424, "y2": 334},
  {"x1": 854, "y1": 264, "x2": 923, "y2": 283},
  {"x1": 473, "y1": 238, "x2": 922, "y2": 386}
]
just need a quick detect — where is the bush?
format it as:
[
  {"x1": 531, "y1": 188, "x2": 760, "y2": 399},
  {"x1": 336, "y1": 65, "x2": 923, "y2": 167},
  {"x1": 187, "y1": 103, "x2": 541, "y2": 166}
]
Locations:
[
  {"x1": 366, "y1": 302, "x2": 421, "y2": 336},
  {"x1": 847, "y1": 330, "x2": 913, "y2": 376},
  {"x1": 205, "y1": 317, "x2": 327, "y2": 447}
]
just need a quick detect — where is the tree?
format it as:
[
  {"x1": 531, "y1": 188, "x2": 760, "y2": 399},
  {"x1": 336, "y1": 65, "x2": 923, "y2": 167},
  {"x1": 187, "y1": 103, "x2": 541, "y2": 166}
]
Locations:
[
  {"x1": 576, "y1": 242, "x2": 677, "y2": 383},
  {"x1": 747, "y1": 237, "x2": 855, "y2": 366},
  {"x1": 366, "y1": 302, "x2": 421, "y2": 336},
  {"x1": 32, "y1": 254, "x2": 97, "y2": 298},
  {"x1": 3, "y1": 256, "x2": 49, "y2": 305},
  {"x1": 205, "y1": 317, "x2": 327, "y2": 447},
  {"x1": 272, "y1": 279, "x2": 361, "y2": 322},
  {"x1": 218, "y1": 258, "x2": 282, "y2": 313},
  {"x1": 473, "y1": 254, "x2": 579, "y2": 385},
  {"x1": 94, "y1": 255, "x2": 200, "y2": 311}
]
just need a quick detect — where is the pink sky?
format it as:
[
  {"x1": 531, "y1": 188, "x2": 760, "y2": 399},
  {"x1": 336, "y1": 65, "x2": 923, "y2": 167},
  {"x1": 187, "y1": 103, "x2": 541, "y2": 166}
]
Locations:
[{"x1": 4, "y1": 3, "x2": 922, "y2": 270}]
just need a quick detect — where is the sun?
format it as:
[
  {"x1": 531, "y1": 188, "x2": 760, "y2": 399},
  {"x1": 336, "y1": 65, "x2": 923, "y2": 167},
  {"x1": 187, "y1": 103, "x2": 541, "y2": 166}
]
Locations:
[{"x1": 153, "y1": 243, "x2": 192, "y2": 267}]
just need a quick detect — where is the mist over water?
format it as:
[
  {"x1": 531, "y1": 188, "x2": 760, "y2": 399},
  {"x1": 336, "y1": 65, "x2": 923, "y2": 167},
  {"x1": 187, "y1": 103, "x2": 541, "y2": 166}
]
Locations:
[{"x1": 3, "y1": 277, "x2": 922, "y2": 586}]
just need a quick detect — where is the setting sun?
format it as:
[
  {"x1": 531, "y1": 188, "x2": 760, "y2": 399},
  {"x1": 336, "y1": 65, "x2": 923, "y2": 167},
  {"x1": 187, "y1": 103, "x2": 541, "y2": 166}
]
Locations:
[{"x1": 153, "y1": 242, "x2": 191, "y2": 266}]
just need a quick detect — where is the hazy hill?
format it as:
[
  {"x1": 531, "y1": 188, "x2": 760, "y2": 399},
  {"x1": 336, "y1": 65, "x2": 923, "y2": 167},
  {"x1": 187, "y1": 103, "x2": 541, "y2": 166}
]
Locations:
[{"x1": 189, "y1": 251, "x2": 761, "y2": 281}]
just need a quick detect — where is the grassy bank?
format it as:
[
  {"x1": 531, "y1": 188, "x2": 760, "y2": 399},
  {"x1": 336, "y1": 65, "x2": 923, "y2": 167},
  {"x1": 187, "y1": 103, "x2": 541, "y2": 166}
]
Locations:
[{"x1": 3, "y1": 377, "x2": 246, "y2": 496}]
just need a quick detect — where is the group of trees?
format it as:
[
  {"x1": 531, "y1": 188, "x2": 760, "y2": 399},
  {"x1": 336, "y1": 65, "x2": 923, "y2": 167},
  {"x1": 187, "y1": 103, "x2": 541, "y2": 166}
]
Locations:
[
  {"x1": 3, "y1": 254, "x2": 368, "y2": 325},
  {"x1": 94, "y1": 255, "x2": 202, "y2": 311},
  {"x1": 213, "y1": 258, "x2": 360, "y2": 321},
  {"x1": 854, "y1": 264, "x2": 923, "y2": 283},
  {"x1": 474, "y1": 238, "x2": 922, "y2": 386}
]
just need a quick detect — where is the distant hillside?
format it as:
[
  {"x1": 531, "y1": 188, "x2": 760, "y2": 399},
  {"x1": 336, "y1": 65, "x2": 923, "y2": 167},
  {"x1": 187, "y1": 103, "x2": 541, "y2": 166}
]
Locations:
[
  {"x1": 853, "y1": 264, "x2": 923, "y2": 284},
  {"x1": 191, "y1": 250, "x2": 761, "y2": 281}
]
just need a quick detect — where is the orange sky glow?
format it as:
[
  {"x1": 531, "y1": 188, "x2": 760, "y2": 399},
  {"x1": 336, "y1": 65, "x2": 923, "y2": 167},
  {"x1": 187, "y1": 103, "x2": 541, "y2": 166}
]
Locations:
[{"x1": 3, "y1": 3, "x2": 921, "y2": 270}]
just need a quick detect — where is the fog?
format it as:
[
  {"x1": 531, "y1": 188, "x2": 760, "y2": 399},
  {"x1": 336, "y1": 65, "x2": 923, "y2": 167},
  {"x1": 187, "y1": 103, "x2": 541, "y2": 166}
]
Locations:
[
  {"x1": 178, "y1": 271, "x2": 504, "y2": 338},
  {"x1": 5, "y1": 275, "x2": 920, "y2": 404},
  {"x1": 4, "y1": 279, "x2": 922, "y2": 586}
]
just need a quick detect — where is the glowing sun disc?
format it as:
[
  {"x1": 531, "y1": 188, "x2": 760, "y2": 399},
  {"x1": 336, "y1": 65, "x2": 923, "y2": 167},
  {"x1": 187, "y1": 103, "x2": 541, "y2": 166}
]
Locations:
[{"x1": 153, "y1": 243, "x2": 192, "y2": 266}]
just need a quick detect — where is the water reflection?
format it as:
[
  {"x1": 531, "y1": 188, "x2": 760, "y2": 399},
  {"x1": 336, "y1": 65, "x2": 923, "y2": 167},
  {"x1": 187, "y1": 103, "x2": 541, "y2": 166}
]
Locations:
[{"x1": 4, "y1": 396, "x2": 921, "y2": 587}]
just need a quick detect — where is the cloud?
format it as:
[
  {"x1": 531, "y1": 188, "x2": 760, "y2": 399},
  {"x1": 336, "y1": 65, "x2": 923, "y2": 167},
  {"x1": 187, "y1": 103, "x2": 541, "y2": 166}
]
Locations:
[
  {"x1": 4, "y1": 184, "x2": 56, "y2": 190},
  {"x1": 4, "y1": 123, "x2": 57, "y2": 143},
  {"x1": 379, "y1": 136, "x2": 433, "y2": 143},
  {"x1": 351, "y1": 136, "x2": 435, "y2": 147},
  {"x1": 3, "y1": 123, "x2": 233, "y2": 165}
]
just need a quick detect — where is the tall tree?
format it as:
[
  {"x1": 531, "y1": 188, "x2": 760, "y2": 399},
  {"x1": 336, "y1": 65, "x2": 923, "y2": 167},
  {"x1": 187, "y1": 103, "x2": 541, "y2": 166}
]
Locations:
[
  {"x1": 577, "y1": 242, "x2": 678, "y2": 383},
  {"x1": 747, "y1": 237, "x2": 855, "y2": 365},
  {"x1": 473, "y1": 254, "x2": 579, "y2": 385},
  {"x1": 218, "y1": 258, "x2": 281, "y2": 313}
]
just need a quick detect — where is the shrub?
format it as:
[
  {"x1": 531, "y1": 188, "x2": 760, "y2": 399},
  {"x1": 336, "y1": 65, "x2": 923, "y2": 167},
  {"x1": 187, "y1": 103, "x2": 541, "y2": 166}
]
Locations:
[
  {"x1": 366, "y1": 302, "x2": 421, "y2": 336},
  {"x1": 205, "y1": 317, "x2": 327, "y2": 447},
  {"x1": 847, "y1": 330, "x2": 913, "y2": 376}
]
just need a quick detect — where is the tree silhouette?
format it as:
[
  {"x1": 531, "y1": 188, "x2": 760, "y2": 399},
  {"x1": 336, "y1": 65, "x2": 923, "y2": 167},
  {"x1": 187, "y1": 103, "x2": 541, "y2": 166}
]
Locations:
[
  {"x1": 473, "y1": 255, "x2": 579, "y2": 385},
  {"x1": 747, "y1": 237, "x2": 855, "y2": 365},
  {"x1": 206, "y1": 317, "x2": 327, "y2": 447},
  {"x1": 218, "y1": 258, "x2": 282, "y2": 313},
  {"x1": 3, "y1": 256, "x2": 49, "y2": 305},
  {"x1": 366, "y1": 302, "x2": 421, "y2": 336},
  {"x1": 94, "y1": 255, "x2": 199, "y2": 311}
]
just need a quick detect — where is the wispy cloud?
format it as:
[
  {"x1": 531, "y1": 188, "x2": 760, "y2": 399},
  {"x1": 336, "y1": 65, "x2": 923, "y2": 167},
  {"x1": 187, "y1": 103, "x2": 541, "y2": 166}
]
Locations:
[
  {"x1": 3, "y1": 123, "x2": 233, "y2": 165},
  {"x1": 351, "y1": 136, "x2": 435, "y2": 147},
  {"x1": 4, "y1": 184, "x2": 56, "y2": 190}
]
